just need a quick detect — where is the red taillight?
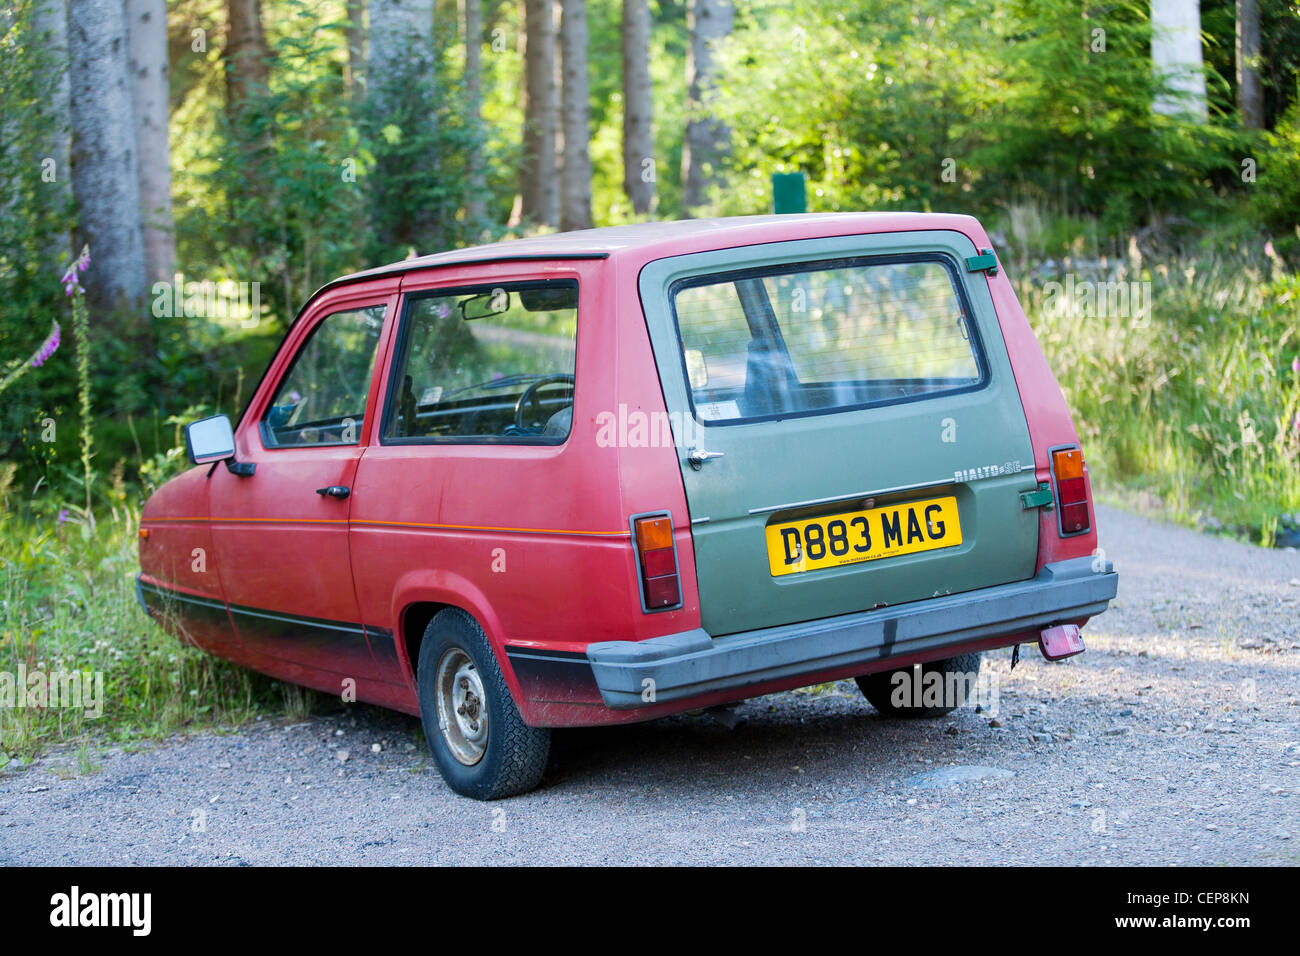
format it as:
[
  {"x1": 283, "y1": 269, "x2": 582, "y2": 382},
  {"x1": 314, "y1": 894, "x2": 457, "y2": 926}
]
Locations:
[
  {"x1": 1052, "y1": 448, "x2": 1091, "y2": 534},
  {"x1": 641, "y1": 547, "x2": 676, "y2": 578},
  {"x1": 632, "y1": 513, "x2": 682, "y2": 611}
]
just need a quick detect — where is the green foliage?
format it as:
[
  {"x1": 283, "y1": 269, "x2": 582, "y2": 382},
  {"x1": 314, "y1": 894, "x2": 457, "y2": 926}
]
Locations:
[
  {"x1": 0, "y1": 0, "x2": 76, "y2": 468},
  {"x1": 1019, "y1": 231, "x2": 1300, "y2": 538},
  {"x1": 710, "y1": 0, "x2": 1247, "y2": 225},
  {"x1": 1250, "y1": 99, "x2": 1300, "y2": 247},
  {"x1": 977, "y1": 1, "x2": 1237, "y2": 218},
  {"x1": 182, "y1": 0, "x2": 368, "y2": 323}
]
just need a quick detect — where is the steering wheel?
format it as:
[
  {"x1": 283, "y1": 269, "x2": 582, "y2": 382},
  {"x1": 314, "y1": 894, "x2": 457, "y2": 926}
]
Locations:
[{"x1": 514, "y1": 374, "x2": 575, "y2": 432}]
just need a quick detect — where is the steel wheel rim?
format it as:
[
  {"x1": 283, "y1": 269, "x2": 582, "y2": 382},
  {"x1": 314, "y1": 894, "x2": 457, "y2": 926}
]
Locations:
[{"x1": 435, "y1": 647, "x2": 489, "y2": 766}]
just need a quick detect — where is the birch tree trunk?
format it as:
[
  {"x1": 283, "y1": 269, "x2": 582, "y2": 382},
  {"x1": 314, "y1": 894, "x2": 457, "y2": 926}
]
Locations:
[
  {"x1": 67, "y1": 0, "x2": 148, "y2": 317},
  {"x1": 1150, "y1": 0, "x2": 1207, "y2": 121},
  {"x1": 521, "y1": 0, "x2": 558, "y2": 227},
  {"x1": 33, "y1": 0, "x2": 72, "y2": 257},
  {"x1": 559, "y1": 0, "x2": 591, "y2": 231},
  {"x1": 681, "y1": 0, "x2": 732, "y2": 214},
  {"x1": 127, "y1": 0, "x2": 175, "y2": 284},
  {"x1": 1236, "y1": 0, "x2": 1262, "y2": 129},
  {"x1": 621, "y1": 0, "x2": 654, "y2": 216}
]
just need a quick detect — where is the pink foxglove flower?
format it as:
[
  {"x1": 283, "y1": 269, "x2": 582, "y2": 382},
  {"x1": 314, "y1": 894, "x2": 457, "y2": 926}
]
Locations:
[
  {"x1": 31, "y1": 322, "x2": 60, "y2": 368},
  {"x1": 60, "y1": 246, "x2": 90, "y2": 296}
]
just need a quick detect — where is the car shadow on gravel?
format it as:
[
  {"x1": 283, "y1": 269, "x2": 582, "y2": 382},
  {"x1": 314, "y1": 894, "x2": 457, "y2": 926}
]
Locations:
[{"x1": 539, "y1": 695, "x2": 948, "y2": 794}]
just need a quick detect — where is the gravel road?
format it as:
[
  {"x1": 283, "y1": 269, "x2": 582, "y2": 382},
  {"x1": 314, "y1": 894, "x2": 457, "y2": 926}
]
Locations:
[{"x1": 2, "y1": 504, "x2": 1298, "y2": 865}]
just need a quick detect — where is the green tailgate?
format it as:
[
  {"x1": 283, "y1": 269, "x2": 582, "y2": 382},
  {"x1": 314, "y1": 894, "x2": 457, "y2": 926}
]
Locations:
[{"x1": 638, "y1": 230, "x2": 1039, "y2": 636}]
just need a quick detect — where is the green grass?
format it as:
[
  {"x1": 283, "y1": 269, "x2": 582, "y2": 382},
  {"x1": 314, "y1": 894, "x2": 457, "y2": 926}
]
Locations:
[
  {"x1": 0, "y1": 508, "x2": 286, "y2": 770},
  {"x1": 1017, "y1": 242, "x2": 1300, "y2": 541}
]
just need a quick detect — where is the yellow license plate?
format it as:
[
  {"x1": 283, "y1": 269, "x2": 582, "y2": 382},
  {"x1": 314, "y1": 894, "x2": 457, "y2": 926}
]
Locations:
[{"x1": 765, "y1": 496, "x2": 962, "y2": 577}]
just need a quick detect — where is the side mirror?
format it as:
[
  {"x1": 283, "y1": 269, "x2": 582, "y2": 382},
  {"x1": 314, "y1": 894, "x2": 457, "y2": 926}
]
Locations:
[{"x1": 185, "y1": 414, "x2": 235, "y2": 465}]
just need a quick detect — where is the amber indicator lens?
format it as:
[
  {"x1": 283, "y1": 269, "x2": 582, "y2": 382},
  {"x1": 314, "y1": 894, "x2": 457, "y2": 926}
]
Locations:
[
  {"x1": 634, "y1": 516, "x2": 673, "y2": 551},
  {"x1": 1052, "y1": 448, "x2": 1084, "y2": 480}
]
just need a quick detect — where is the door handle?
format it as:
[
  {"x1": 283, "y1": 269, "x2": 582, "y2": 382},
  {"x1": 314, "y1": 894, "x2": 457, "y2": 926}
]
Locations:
[
  {"x1": 316, "y1": 485, "x2": 351, "y2": 499},
  {"x1": 687, "y1": 447, "x2": 725, "y2": 470}
]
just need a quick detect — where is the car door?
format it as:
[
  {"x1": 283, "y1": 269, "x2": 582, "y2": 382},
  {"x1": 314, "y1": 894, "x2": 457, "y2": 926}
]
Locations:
[
  {"x1": 638, "y1": 230, "x2": 1040, "y2": 636},
  {"x1": 207, "y1": 280, "x2": 399, "y2": 688}
]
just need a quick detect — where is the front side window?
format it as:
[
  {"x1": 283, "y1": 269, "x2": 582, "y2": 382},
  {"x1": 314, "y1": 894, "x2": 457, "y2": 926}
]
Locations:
[
  {"x1": 384, "y1": 280, "x2": 578, "y2": 443},
  {"x1": 672, "y1": 256, "x2": 984, "y2": 423},
  {"x1": 262, "y1": 304, "x2": 386, "y2": 447}
]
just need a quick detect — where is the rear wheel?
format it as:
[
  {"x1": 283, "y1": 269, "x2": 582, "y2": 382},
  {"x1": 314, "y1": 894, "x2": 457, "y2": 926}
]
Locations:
[
  {"x1": 856, "y1": 652, "x2": 982, "y2": 718},
  {"x1": 416, "y1": 608, "x2": 550, "y2": 799}
]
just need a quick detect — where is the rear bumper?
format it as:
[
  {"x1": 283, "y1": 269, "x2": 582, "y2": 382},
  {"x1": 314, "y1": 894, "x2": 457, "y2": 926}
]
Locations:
[{"x1": 586, "y1": 556, "x2": 1116, "y2": 710}]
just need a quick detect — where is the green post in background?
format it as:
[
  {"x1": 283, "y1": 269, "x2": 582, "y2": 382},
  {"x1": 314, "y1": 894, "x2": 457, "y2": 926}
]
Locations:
[{"x1": 772, "y1": 171, "x2": 807, "y2": 214}]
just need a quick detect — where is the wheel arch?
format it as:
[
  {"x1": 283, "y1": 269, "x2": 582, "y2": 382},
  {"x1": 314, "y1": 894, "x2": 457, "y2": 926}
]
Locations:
[{"x1": 389, "y1": 569, "x2": 526, "y2": 711}]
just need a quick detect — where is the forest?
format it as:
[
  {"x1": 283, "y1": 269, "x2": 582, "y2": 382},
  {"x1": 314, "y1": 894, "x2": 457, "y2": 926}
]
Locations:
[{"x1": 1, "y1": 0, "x2": 1299, "y2": 759}]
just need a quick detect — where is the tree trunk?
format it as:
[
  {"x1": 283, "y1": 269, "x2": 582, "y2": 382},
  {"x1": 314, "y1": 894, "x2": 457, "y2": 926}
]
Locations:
[
  {"x1": 127, "y1": 0, "x2": 174, "y2": 284},
  {"x1": 1150, "y1": 0, "x2": 1207, "y2": 121},
  {"x1": 521, "y1": 0, "x2": 558, "y2": 227},
  {"x1": 367, "y1": 0, "x2": 440, "y2": 252},
  {"x1": 621, "y1": 0, "x2": 654, "y2": 216},
  {"x1": 681, "y1": 0, "x2": 732, "y2": 214},
  {"x1": 344, "y1": 0, "x2": 365, "y2": 97},
  {"x1": 33, "y1": 0, "x2": 72, "y2": 258},
  {"x1": 559, "y1": 0, "x2": 591, "y2": 231},
  {"x1": 552, "y1": 0, "x2": 564, "y2": 209},
  {"x1": 225, "y1": 0, "x2": 270, "y2": 122},
  {"x1": 1236, "y1": 0, "x2": 1262, "y2": 129},
  {"x1": 464, "y1": 0, "x2": 488, "y2": 230},
  {"x1": 67, "y1": 0, "x2": 148, "y2": 317}
]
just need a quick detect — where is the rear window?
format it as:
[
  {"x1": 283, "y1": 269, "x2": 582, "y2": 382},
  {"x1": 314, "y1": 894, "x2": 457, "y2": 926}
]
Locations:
[{"x1": 670, "y1": 255, "x2": 985, "y2": 423}]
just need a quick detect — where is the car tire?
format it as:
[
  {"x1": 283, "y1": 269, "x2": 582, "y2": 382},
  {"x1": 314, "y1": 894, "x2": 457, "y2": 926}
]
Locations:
[
  {"x1": 416, "y1": 608, "x2": 550, "y2": 800},
  {"x1": 856, "y1": 652, "x2": 983, "y2": 718}
]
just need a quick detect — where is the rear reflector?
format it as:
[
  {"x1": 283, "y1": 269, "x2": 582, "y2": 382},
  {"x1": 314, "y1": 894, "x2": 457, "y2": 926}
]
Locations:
[
  {"x1": 632, "y1": 514, "x2": 682, "y2": 611},
  {"x1": 1039, "y1": 624, "x2": 1085, "y2": 660},
  {"x1": 1052, "y1": 447, "x2": 1091, "y2": 534}
]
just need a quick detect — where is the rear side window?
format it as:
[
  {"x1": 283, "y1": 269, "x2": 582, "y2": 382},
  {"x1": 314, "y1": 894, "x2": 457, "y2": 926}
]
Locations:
[
  {"x1": 671, "y1": 256, "x2": 985, "y2": 423},
  {"x1": 383, "y1": 280, "x2": 578, "y2": 443}
]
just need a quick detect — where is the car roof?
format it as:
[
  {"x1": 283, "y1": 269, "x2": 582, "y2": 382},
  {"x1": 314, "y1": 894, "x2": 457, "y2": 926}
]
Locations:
[{"x1": 327, "y1": 212, "x2": 983, "y2": 290}]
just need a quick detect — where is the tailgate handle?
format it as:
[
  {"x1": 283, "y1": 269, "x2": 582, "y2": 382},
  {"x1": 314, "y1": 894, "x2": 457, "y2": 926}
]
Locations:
[
  {"x1": 1020, "y1": 482, "x2": 1054, "y2": 510},
  {"x1": 965, "y1": 248, "x2": 999, "y2": 276},
  {"x1": 687, "y1": 447, "x2": 725, "y2": 470}
]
